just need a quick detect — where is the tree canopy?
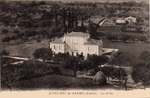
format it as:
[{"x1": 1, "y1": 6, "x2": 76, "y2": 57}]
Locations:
[
  {"x1": 33, "y1": 48, "x2": 53, "y2": 62},
  {"x1": 131, "y1": 51, "x2": 150, "y2": 89},
  {"x1": 87, "y1": 54, "x2": 108, "y2": 71}
]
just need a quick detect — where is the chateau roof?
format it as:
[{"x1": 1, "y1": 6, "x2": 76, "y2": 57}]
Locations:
[
  {"x1": 50, "y1": 37, "x2": 64, "y2": 44},
  {"x1": 66, "y1": 32, "x2": 89, "y2": 37},
  {"x1": 50, "y1": 32, "x2": 102, "y2": 45},
  {"x1": 84, "y1": 39, "x2": 101, "y2": 45}
]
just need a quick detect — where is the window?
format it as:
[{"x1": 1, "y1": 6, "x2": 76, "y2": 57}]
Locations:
[
  {"x1": 54, "y1": 45, "x2": 56, "y2": 50},
  {"x1": 59, "y1": 45, "x2": 61, "y2": 50},
  {"x1": 72, "y1": 38, "x2": 77, "y2": 43},
  {"x1": 67, "y1": 38, "x2": 69, "y2": 43},
  {"x1": 88, "y1": 47, "x2": 90, "y2": 51},
  {"x1": 93, "y1": 47, "x2": 95, "y2": 51}
]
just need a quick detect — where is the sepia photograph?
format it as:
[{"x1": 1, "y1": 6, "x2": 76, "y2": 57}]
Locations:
[{"x1": 0, "y1": 0, "x2": 149, "y2": 97}]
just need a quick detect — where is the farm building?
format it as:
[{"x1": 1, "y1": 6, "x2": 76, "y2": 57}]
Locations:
[
  {"x1": 115, "y1": 18, "x2": 126, "y2": 24},
  {"x1": 125, "y1": 16, "x2": 137, "y2": 24}
]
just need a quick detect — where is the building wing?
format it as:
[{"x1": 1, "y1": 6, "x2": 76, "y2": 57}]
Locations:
[{"x1": 50, "y1": 37, "x2": 64, "y2": 44}]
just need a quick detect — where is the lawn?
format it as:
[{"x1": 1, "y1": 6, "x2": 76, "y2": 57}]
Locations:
[
  {"x1": 3, "y1": 39, "x2": 49, "y2": 58},
  {"x1": 0, "y1": 28, "x2": 49, "y2": 58},
  {"x1": 103, "y1": 39, "x2": 150, "y2": 57}
]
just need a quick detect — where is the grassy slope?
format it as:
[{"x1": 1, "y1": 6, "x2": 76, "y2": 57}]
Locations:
[
  {"x1": 8, "y1": 74, "x2": 122, "y2": 91},
  {"x1": 1, "y1": 37, "x2": 49, "y2": 58}
]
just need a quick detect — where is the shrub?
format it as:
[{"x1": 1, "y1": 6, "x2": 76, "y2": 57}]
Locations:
[
  {"x1": 137, "y1": 36, "x2": 147, "y2": 42},
  {"x1": 37, "y1": 39, "x2": 41, "y2": 43},
  {"x1": 2, "y1": 29, "x2": 8, "y2": 34},
  {"x1": 106, "y1": 33, "x2": 118, "y2": 41},
  {"x1": 1, "y1": 49, "x2": 9, "y2": 56},
  {"x1": 13, "y1": 29, "x2": 20, "y2": 34}
]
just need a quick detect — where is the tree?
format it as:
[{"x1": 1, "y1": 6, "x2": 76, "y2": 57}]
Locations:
[
  {"x1": 30, "y1": 30, "x2": 38, "y2": 38},
  {"x1": 61, "y1": 54, "x2": 76, "y2": 77},
  {"x1": 74, "y1": 9, "x2": 78, "y2": 29},
  {"x1": 60, "y1": 8, "x2": 67, "y2": 32},
  {"x1": 13, "y1": 29, "x2": 20, "y2": 34},
  {"x1": 1, "y1": 65, "x2": 18, "y2": 91},
  {"x1": 41, "y1": 12, "x2": 54, "y2": 21},
  {"x1": 109, "y1": 53, "x2": 131, "y2": 83},
  {"x1": 87, "y1": 55, "x2": 108, "y2": 71},
  {"x1": 106, "y1": 33, "x2": 118, "y2": 41},
  {"x1": 2, "y1": 37, "x2": 11, "y2": 44},
  {"x1": 100, "y1": 66, "x2": 115, "y2": 81},
  {"x1": 50, "y1": 26, "x2": 62, "y2": 37},
  {"x1": 1, "y1": 49, "x2": 9, "y2": 56},
  {"x1": 87, "y1": 23, "x2": 97, "y2": 38},
  {"x1": 136, "y1": 26, "x2": 142, "y2": 33},
  {"x1": 121, "y1": 25, "x2": 127, "y2": 32},
  {"x1": 64, "y1": 56, "x2": 80, "y2": 77},
  {"x1": 40, "y1": 20, "x2": 54, "y2": 28},
  {"x1": 82, "y1": 60, "x2": 92, "y2": 75},
  {"x1": 1, "y1": 59, "x2": 59, "y2": 91},
  {"x1": 33, "y1": 48, "x2": 53, "y2": 62},
  {"x1": 54, "y1": 10, "x2": 58, "y2": 27},
  {"x1": 2, "y1": 29, "x2": 8, "y2": 34},
  {"x1": 53, "y1": 52, "x2": 66, "y2": 63},
  {"x1": 138, "y1": 36, "x2": 147, "y2": 43},
  {"x1": 24, "y1": 30, "x2": 31, "y2": 38},
  {"x1": 17, "y1": 33, "x2": 25, "y2": 40},
  {"x1": 51, "y1": 4, "x2": 60, "y2": 9},
  {"x1": 10, "y1": 35, "x2": 17, "y2": 42},
  {"x1": 109, "y1": 52, "x2": 131, "y2": 67},
  {"x1": 39, "y1": 29, "x2": 48, "y2": 37},
  {"x1": 81, "y1": 16, "x2": 84, "y2": 28},
  {"x1": 122, "y1": 35, "x2": 130, "y2": 42},
  {"x1": 111, "y1": 68, "x2": 127, "y2": 84},
  {"x1": 136, "y1": 17, "x2": 144, "y2": 23},
  {"x1": 71, "y1": 8, "x2": 75, "y2": 28},
  {"x1": 18, "y1": 20, "x2": 33, "y2": 28},
  {"x1": 132, "y1": 61, "x2": 150, "y2": 89},
  {"x1": 37, "y1": 38, "x2": 41, "y2": 43},
  {"x1": 67, "y1": 9, "x2": 71, "y2": 28},
  {"x1": 38, "y1": 1, "x2": 46, "y2": 5},
  {"x1": 140, "y1": 51, "x2": 150, "y2": 61}
]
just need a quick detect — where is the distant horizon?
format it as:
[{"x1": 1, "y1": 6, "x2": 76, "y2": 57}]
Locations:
[{"x1": 5, "y1": 0, "x2": 149, "y2": 3}]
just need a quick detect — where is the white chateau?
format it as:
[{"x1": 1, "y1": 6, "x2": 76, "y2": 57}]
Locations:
[{"x1": 50, "y1": 32, "x2": 103, "y2": 58}]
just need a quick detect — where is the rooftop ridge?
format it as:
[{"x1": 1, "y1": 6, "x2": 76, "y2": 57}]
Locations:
[{"x1": 91, "y1": 39, "x2": 99, "y2": 45}]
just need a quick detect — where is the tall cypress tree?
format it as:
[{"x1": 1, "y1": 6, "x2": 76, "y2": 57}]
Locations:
[
  {"x1": 71, "y1": 8, "x2": 74, "y2": 28},
  {"x1": 62, "y1": 8, "x2": 66, "y2": 26},
  {"x1": 54, "y1": 10, "x2": 57, "y2": 27},
  {"x1": 75, "y1": 9, "x2": 78, "y2": 29},
  {"x1": 67, "y1": 8, "x2": 71, "y2": 28},
  {"x1": 81, "y1": 16, "x2": 84, "y2": 28},
  {"x1": 62, "y1": 8, "x2": 67, "y2": 32}
]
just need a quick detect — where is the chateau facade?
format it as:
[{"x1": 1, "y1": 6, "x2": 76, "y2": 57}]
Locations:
[{"x1": 50, "y1": 32, "x2": 103, "y2": 58}]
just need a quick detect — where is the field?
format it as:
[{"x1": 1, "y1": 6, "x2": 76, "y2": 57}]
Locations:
[
  {"x1": 98, "y1": 25, "x2": 147, "y2": 39},
  {"x1": 1, "y1": 39, "x2": 49, "y2": 58},
  {"x1": 103, "y1": 39, "x2": 150, "y2": 57}
]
